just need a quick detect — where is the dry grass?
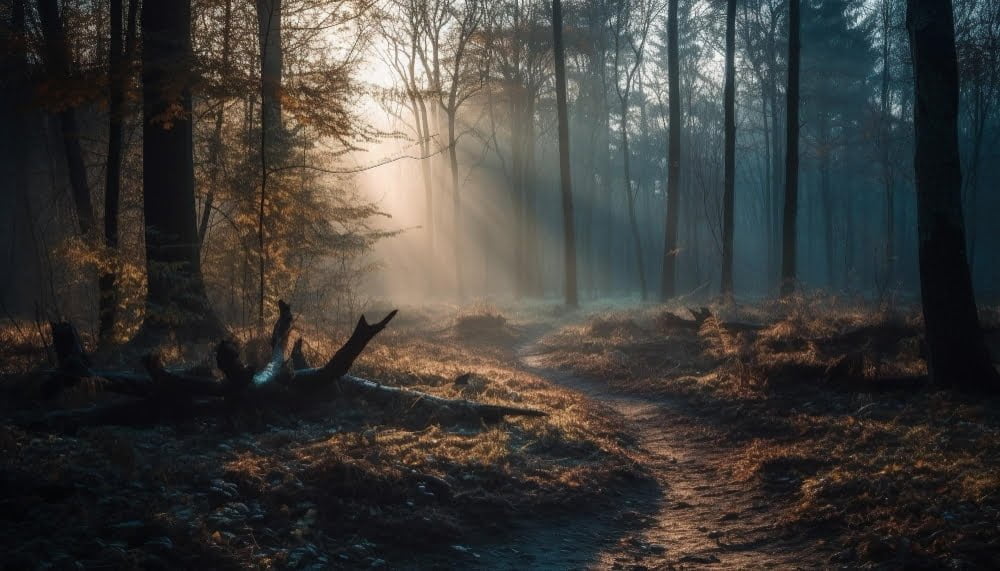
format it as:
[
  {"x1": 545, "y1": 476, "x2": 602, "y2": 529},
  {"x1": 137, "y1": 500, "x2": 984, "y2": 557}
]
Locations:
[
  {"x1": 538, "y1": 296, "x2": 1000, "y2": 567},
  {"x1": 0, "y1": 304, "x2": 645, "y2": 569}
]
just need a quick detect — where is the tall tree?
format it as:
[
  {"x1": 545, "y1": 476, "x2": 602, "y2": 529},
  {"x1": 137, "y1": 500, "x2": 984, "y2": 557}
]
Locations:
[
  {"x1": 434, "y1": 0, "x2": 482, "y2": 300},
  {"x1": 481, "y1": 0, "x2": 548, "y2": 299},
  {"x1": 256, "y1": 0, "x2": 284, "y2": 328},
  {"x1": 552, "y1": 0, "x2": 577, "y2": 307},
  {"x1": 720, "y1": 0, "x2": 737, "y2": 297},
  {"x1": 100, "y1": 0, "x2": 138, "y2": 341},
  {"x1": 139, "y1": 0, "x2": 223, "y2": 339},
  {"x1": 37, "y1": 0, "x2": 96, "y2": 238},
  {"x1": 660, "y1": 0, "x2": 680, "y2": 300},
  {"x1": 875, "y1": 0, "x2": 898, "y2": 285},
  {"x1": 780, "y1": 0, "x2": 799, "y2": 297},
  {"x1": 382, "y1": 1, "x2": 436, "y2": 293},
  {"x1": 611, "y1": 0, "x2": 657, "y2": 301},
  {"x1": 3, "y1": 0, "x2": 37, "y2": 309},
  {"x1": 198, "y1": 0, "x2": 232, "y2": 248},
  {"x1": 906, "y1": 0, "x2": 998, "y2": 390}
]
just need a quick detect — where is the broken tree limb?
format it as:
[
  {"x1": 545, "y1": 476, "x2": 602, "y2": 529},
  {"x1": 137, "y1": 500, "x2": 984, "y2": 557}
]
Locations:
[
  {"x1": 333, "y1": 374, "x2": 548, "y2": 423},
  {"x1": 320, "y1": 310, "x2": 398, "y2": 380},
  {"x1": 252, "y1": 300, "x2": 294, "y2": 386},
  {"x1": 141, "y1": 353, "x2": 229, "y2": 398},
  {"x1": 26, "y1": 301, "x2": 547, "y2": 429},
  {"x1": 215, "y1": 340, "x2": 254, "y2": 391},
  {"x1": 290, "y1": 338, "x2": 310, "y2": 370}
]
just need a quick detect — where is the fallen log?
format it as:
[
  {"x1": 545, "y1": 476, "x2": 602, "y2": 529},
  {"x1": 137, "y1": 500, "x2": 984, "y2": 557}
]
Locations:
[{"x1": 28, "y1": 301, "x2": 547, "y2": 430}]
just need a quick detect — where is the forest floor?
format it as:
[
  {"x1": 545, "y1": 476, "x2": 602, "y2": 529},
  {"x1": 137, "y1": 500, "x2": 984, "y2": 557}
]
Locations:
[{"x1": 1, "y1": 297, "x2": 999, "y2": 569}]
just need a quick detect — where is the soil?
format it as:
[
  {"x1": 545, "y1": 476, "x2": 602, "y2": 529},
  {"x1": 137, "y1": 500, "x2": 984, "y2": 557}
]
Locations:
[
  {"x1": 473, "y1": 322, "x2": 836, "y2": 570},
  {"x1": 5, "y1": 303, "x2": 997, "y2": 570}
]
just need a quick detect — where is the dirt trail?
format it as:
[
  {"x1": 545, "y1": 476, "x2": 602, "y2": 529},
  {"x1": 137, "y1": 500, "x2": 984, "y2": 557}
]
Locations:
[{"x1": 476, "y1": 329, "x2": 834, "y2": 570}]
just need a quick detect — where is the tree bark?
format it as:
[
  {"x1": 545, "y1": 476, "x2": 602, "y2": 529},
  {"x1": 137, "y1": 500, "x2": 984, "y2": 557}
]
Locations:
[
  {"x1": 552, "y1": 0, "x2": 578, "y2": 307},
  {"x1": 878, "y1": 0, "x2": 895, "y2": 285},
  {"x1": 139, "y1": 0, "x2": 223, "y2": 339},
  {"x1": 818, "y1": 111, "x2": 834, "y2": 287},
  {"x1": 720, "y1": 0, "x2": 737, "y2": 298},
  {"x1": 255, "y1": 0, "x2": 284, "y2": 329},
  {"x1": 780, "y1": 0, "x2": 800, "y2": 297},
  {"x1": 523, "y1": 96, "x2": 542, "y2": 297},
  {"x1": 37, "y1": 0, "x2": 96, "y2": 238},
  {"x1": 660, "y1": 0, "x2": 681, "y2": 300},
  {"x1": 100, "y1": 0, "x2": 138, "y2": 341},
  {"x1": 448, "y1": 111, "x2": 463, "y2": 300},
  {"x1": 906, "y1": 0, "x2": 998, "y2": 391},
  {"x1": 199, "y1": 0, "x2": 232, "y2": 248},
  {"x1": 621, "y1": 108, "x2": 648, "y2": 301},
  {"x1": 256, "y1": 0, "x2": 284, "y2": 155}
]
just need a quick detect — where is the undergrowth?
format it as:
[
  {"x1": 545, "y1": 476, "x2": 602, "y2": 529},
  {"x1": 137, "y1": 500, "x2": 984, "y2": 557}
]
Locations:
[
  {"x1": 0, "y1": 304, "x2": 646, "y2": 569},
  {"x1": 538, "y1": 296, "x2": 1000, "y2": 568}
]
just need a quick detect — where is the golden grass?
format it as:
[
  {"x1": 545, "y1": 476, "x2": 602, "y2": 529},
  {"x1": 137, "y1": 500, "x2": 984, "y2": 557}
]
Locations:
[
  {"x1": 0, "y1": 303, "x2": 646, "y2": 569},
  {"x1": 537, "y1": 296, "x2": 1000, "y2": 566}
]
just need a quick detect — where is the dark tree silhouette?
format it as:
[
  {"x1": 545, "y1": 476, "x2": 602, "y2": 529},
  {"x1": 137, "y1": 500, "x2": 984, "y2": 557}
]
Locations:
[
  {"x1": 100, "y1": 0, "x2": 138, "y2": 341},
  {"x1": 139, "y1": 0, "x2": 223, "y2": 339},
  {"x1": 780, "y1": 0, "x2": 800, "y2": 297},
  {"x1": 720, "y1": 0, "x2": 736, "y2": 298},
  {"x1": 660, "y1": 0, "x2": 680, "y2": 300},
  {"x1": 552, "y1": 0, "x2": 577, "y2": 308},
  {"x1": 906, "y1": 0, "x2": 999, "y2": 391},
  {"x1": 37, "y1": 0, "x2": 95, "y2": 238}
]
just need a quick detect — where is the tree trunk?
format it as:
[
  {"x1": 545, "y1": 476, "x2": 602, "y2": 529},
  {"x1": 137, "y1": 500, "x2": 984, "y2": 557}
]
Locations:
[
  {"x1": 720, "y1": 0, "x2": 737, "y2": 298},
  {"x1": 100, "y1": 0, "x2": 137, "y2": 341},
  {"x1": 905, "y1": 0, "x2": 998, "y2": 391},
  {"x1": 37, "y1": 0, "x2": 96, "y2": 238},
  {"x1": 879, "y1": 0, "x2": 895, "y2": 284},
  {"x1": 660, "y1": 0, "x2": 681, "y2": 300},
  {"x1": 255, "y1": 0, "x2": 284, "y2": 329},
  {"x1": 256, "y1": 0, "x2": 283, "y2": 156},
  {"x1": 780, "y1": 0, "x2": 800, "y2": 297},
  {"x1": 818, "y1": 111, "x2": 834, "y2": 287},
  {"x1": 552, "y1": 0, "x2": 578, "y2": 308},
  {"x1": 418, "y1": 96, "x2": 434, "y2": 293},
  {"x1": 139, "y1": 0, "x2": 223, "y2": 340},
  {"x1": 199, "y1": 0, "x2": 232, "y2": 248},
  {"x1": 510, "y1": 88, "x2": 525, "y2": 299},
  {"x1": 767, "y1": 30, "x2": 782, "y2": 293},
  {"x1": 599, "y1": 87, "x2": 614, "y2": 297},
  {"x1": 6, "y1": 0, "x2": 36, "y2": 308},
  {"x1": 448, "y1": 111, "x2": 463, "y2": 300},
  {"x1": 621, "y1": 109, "x2": 648, "y2": 301},
  {"x1": 523, "y1": 97, "x2": 542, "y2": 297}
]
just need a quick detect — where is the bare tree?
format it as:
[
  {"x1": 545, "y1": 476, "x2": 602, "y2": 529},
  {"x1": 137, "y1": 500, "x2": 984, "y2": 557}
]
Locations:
[
  {"x1": 481, "y1": 0, "x2": 549, "y2": 298},
  {"x1": 610, "y1": 0, "x2": 660, "y2": 301},
  {"x1": 410, "y1": 0, "x2": 484, "y2": 299},
  {"x1": 381, "y1": 0, "x2": 437, "y2": 293}
]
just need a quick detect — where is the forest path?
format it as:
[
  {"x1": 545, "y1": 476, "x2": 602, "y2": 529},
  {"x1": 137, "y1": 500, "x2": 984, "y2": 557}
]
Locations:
[{"x1": 476, "y1": 319, "x2": 834, "y2": 570}]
